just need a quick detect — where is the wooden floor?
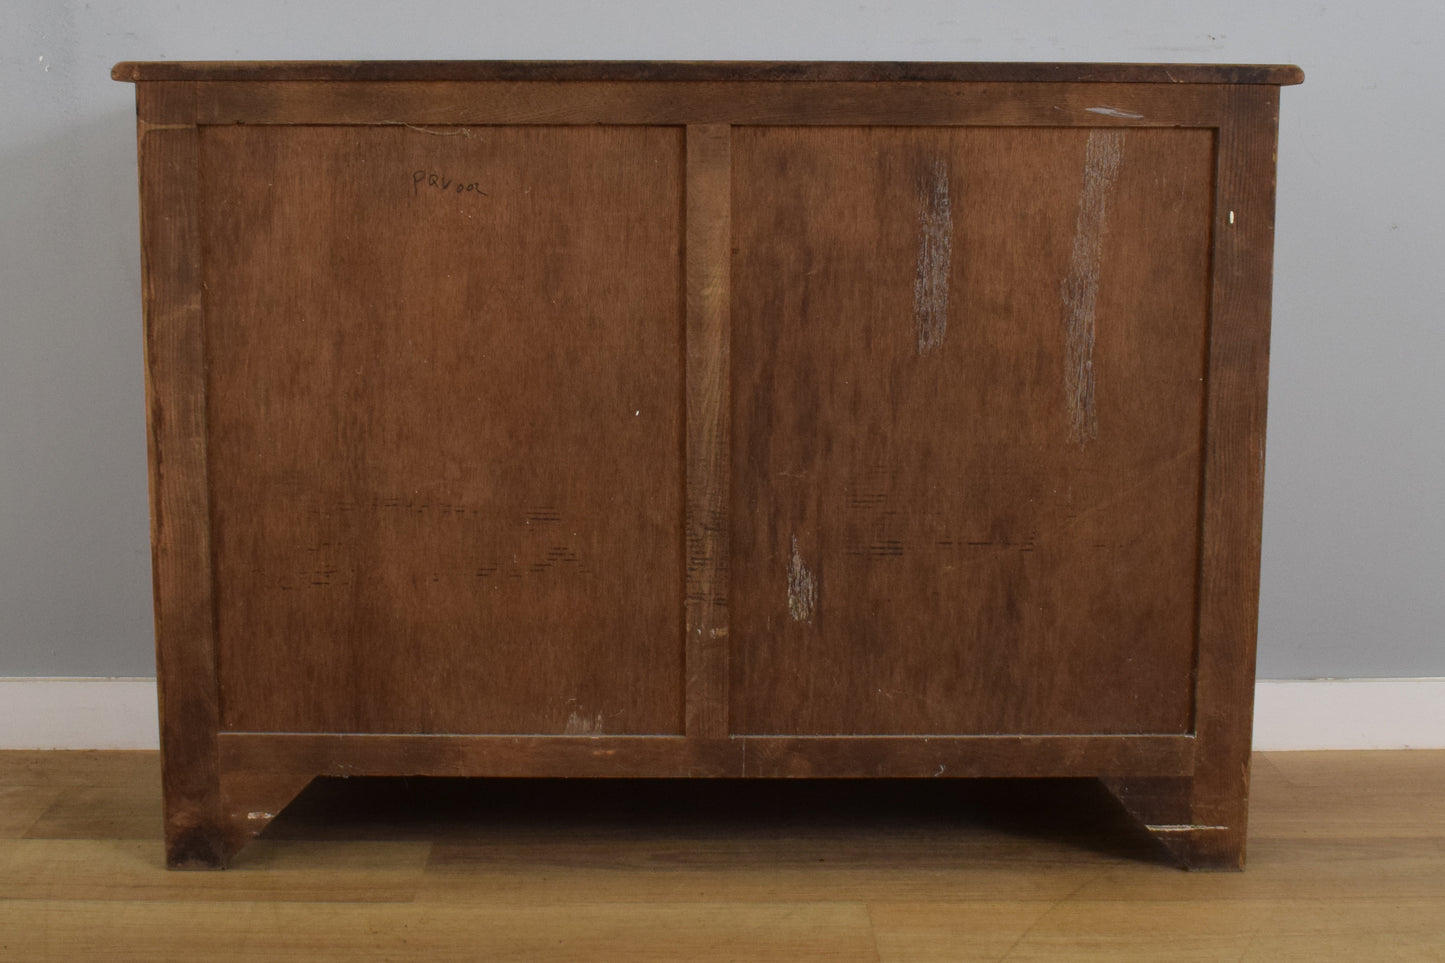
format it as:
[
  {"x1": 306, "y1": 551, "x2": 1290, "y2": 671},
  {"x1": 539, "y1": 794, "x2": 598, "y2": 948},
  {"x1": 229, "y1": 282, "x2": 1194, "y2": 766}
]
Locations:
[{"x1": 0, "y1": 751, "x2": 1441, "y2": 960}]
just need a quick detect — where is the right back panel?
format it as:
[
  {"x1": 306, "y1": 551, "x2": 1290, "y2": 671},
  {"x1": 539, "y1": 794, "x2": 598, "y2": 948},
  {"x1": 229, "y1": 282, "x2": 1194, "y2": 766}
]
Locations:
[{"x1": 729, "y1": 125, "x2": 1216, "y2": 736}]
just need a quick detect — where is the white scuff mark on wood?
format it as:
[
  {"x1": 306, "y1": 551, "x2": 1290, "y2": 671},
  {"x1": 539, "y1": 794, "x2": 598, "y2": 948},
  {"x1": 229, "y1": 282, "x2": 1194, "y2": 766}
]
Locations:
[
  {"x1": 934, "y1": 764, "x2": 946, "y2": 777},
  {"x1": 246, "y1": 811, "x2": 275, "y2": 821},
  {"x1": 564, "y1": 710, "x2": 604, "y2": 735},
  {"x1": 913, "y1": 159, "x2": 953, "y2": 355},
  {"x1": 392, "y1": 122, "x2": 472, "y2": 137},
  {"x1": 1086, "y1": 106, "x2": 1145, "y2": 120},
  {"x1": 1229, "y1": 210, "x2": 1236, "y2": 225},
  {"x1": 787, "y1": 535, "x2": 817, "y2": 623},
  {"x1": 1061, "y1": 130, "x2": 1125, "y2": 446},
  {"x1": 1144, "y1": 824, "x2": 1230, "y2": 833}
]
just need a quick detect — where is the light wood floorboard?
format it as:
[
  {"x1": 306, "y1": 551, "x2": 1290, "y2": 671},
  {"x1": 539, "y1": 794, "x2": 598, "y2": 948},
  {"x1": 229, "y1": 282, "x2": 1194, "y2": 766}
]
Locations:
[{"x1": 0, "y1": 750, "x2": 1442, "y2": 960}]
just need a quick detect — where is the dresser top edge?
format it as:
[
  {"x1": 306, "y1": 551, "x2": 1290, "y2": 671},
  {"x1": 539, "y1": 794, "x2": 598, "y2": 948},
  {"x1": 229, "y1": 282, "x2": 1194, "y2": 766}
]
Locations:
[{"x1": 111, "y1": 60, "x2": 1305, "y2": 86}]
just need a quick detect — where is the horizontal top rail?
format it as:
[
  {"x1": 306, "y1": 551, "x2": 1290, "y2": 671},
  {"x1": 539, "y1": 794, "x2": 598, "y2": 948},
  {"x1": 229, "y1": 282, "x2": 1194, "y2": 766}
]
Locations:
[{"x1": 113, "y1": 60, "x2": 1305, "y2": 86}]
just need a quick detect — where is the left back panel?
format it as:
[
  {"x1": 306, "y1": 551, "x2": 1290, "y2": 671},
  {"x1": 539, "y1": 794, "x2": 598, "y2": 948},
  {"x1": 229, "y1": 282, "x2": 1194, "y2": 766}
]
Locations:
[{"x1": 199, "y1": 124, "x2": 687, "y2": 736}]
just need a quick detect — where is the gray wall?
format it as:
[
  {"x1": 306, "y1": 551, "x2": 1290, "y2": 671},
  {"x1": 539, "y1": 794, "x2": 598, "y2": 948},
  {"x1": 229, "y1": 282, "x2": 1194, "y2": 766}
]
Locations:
[{"x1": 2, "y1": 1, "x2": 1441, "y2": 679}]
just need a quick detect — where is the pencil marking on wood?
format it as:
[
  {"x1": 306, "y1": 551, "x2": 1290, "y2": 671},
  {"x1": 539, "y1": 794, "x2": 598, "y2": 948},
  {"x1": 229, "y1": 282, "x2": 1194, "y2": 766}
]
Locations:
[
  {"x1": 914, "y1": 159, "x2": 952, "y2": 355},
  {"x1": 787, "y1": 535, "x2": 817, "y2": 623},
  {"x1": 1062, "y1": 130, "x2": 1124, "y2": 446},
  {"x1": 412, "y1": 170, "x2": 488, "y2": 197}
]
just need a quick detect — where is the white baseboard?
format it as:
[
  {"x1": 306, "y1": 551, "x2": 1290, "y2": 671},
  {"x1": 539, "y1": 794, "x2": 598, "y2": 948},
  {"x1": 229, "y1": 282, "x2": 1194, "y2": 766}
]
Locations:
[
  {"x1": 1251, "y1": 678, "x2": 1445, "y2": 750},
  {"x1": 0, "y1": 678, "x2": 161, "y2": 750},
  {"x1": 1, "y1": 678, "x2": 1441, "y2": 751}
]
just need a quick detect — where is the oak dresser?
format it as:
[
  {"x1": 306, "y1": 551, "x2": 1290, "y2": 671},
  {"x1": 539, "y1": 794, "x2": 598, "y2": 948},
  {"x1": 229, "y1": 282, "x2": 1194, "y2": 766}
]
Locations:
[{"x1": 114, "y1": 60, "x2": 1302, "y2": 869}]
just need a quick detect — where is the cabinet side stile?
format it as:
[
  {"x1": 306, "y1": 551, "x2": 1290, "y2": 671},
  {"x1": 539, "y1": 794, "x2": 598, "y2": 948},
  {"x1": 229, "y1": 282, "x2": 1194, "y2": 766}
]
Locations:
[
  {"x1": 1191, "y1": 83, "x2": 1282, "y2": 869},
  {"x1": 135, "y1": 81, "x2": 227, "y2": 868}
]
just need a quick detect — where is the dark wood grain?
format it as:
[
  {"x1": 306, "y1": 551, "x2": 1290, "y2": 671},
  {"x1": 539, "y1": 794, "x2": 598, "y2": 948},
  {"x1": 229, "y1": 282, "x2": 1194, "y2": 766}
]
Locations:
[
  {"x1": 113, "y1": 60, "x2": 1304, "y2": 85},
  {"x1": 199, "y1": 124, "x2": 687, "y2": 737}
]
